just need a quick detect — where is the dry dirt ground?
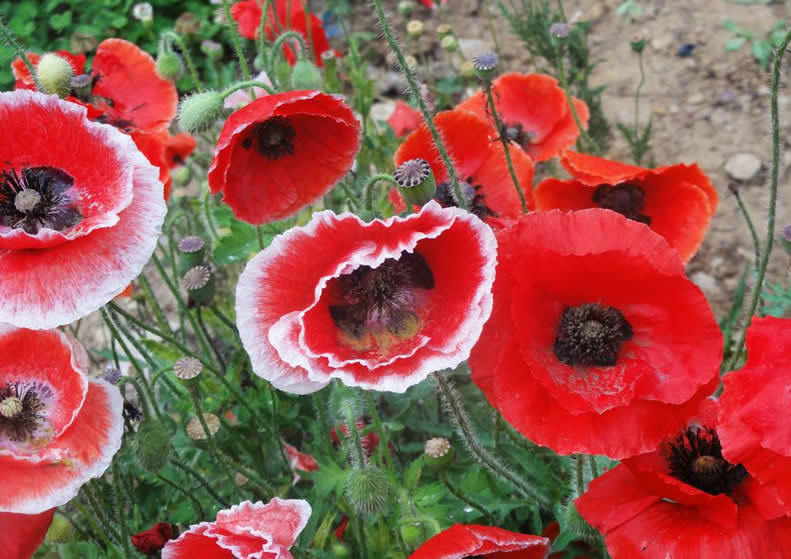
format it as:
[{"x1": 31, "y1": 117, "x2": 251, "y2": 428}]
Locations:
[{"x1": 365, "y1": 0, "x2": 791, "y2": 320}]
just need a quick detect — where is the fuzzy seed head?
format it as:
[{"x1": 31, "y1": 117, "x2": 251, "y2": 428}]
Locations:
[
  {"x1": 134, "y1": 420, "x2": 171, "y2": 472},
  {"x1": 36, "y1": 53, "x2": 74, "y2": 98}
]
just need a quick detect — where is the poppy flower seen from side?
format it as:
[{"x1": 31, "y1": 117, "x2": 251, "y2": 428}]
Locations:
[
  {"x1": 0, "y1": 327, "x2": 123, "y2": 515},
  {"x1": 132, "y1": 523, "x2": 177, "y2": 555},
  {"x1": 457, "y1": 73, "x2": 589, "y2": 162},
  {"x1": 534, "y1": 150, "x2": 718, "y2": 263},
  {"x1": 0, "y1": 509, "x2": 56, "y2": 559},
  {"x1": 408, "y1": 524, "x2": 550, "y2": 559},
  {"x1": 392, "y1": 109, "x2": 534, "y2": 220},
  {"x1": 388, "y1": 100, "x2": 422, "y2": 138},
  {"x1": 162, "y1": 499, "x2": 311, "y2": 559},
  {"x1": 718, "y1": 317, "x2": 791, "y2": 515},
  {"x1": 469, "y1": 209, "x2": 722, "y2": 459},
  {"x1": 208, "y1": 91, "x2": 361, "y2": 225},
  {"x1": 236, "y1": 200, "x2": 497, "y2": 394},
  {"x1": 0, "y1": 90, "x2": 166, "y2": 329},
  {"x1": 575, "y1": 399, "x2": 791, "y2": 558}
]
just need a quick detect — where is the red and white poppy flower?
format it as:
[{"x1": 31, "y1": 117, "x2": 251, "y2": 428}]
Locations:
[
  {"x1": 236, "y1": 200, "x2": 497, "y2": 393},
  {"x1": 0, "y1": 327, "x2": 123, "y2": 515},
  {"x1": 0, "y1": 90, "x2": 165, "y2": 329},
  {"x1": 162, "y1": 499, "x2": 311, "y2": 559},
  {"x1": 208, "y1": 91, "x2": 361, "y2": 225},
  {"x1": 408, "y1": 524, "x2": 550, "y2": 559}
]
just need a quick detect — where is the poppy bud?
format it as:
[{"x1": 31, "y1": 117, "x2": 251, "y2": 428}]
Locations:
[
  {"x1": 177, "y1": 236, "x2": 206, "y2": 274},
  {"x1": 407, "y1": 20, "x2": 424, "y2": 39},
  {"x1": 400, "y1": 522, "x2": 428, "y2": 548},
  {"x1": 472, "y1": 51, "x2": 498, "y2": 81},
  {"x1": 345, "y1": 465, "x2": 392, "y2": 515},
  {"x1": 398, "y1": 0, "x2": 415, "y2": 16},
  {"x1": 35, "y1": 53, "x2": 74, "y2": 99},
  {"x1": 172, "y1": 165, "x2": 191, "y2": 186},
  {"x1": 423, "y1": 437, "x2": 454, "y2": 472},
  {"x1": 440, "y1": 35, "x2": 457, "y2": 51},
  {"x1": 132, "y1": 2, "x2": 153, "y2": 23},
  {"x1": 134, "y1": 420, "x2": 171, "y2": 473},
  {"x1": 131, "y1": 523, "x2": 176, "y2": 554},
  {"x1": 156, "y1": 49, "x2": 184, "y2": 82},
  {"x1": 330, "y1": 542, "x2": 352, "y2": 558},
  {"x1": 201, "y1": 39, "x2": 224, "y2": 60},
  {"x1": 394, "y1": 158, "x2": 436, "y2": 207},
  {"x1": 459, "y1": 60, "x2": 475, "y2": 79},
  {"x1": 562, "y1": 502, "x2": 603, "y2": 546},
  {"x1": 178, "y1": 90, "x2": 224, "y2": 133},
  {"x1": 182, "y1": 265, "x2": 215, "y2": 305},
  {"x1": 630, "y1": 33, "x2": 646, "y2": 53},
  {"x1": 291, "y1": 59, "x2": 323, "y2": 90},
  {"x1": 45, "y1": 514, "x2": 76, "y2": 544}
]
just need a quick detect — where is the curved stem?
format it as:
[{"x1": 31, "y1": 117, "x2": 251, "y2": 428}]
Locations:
[
  {"x1": 156, "y1": 472, "x2": 206, "y2": 518},
  {"x1": 341, "y1": 399, "x2": 367, "y2": 467},
  {"x1": 161, "y1": 30, "x2": 203, "y2": 90},
  {"x1": 220, "y1": 80, "x2": 277, "y2": 98},
  {"x1": 112, "y1": 462, "x2": 133, "y2": 559},
  {"x1": 634, "y1": 50, "x2": 645, "y2": 138},
  {"x1": 197, "y1": 305, "x2": 226, "y2": 371},
  {"x1": 724, "y1": 29, "x2": 791, "y2": 372},
  {"x1": 203, "y1": 191, "x2": 220, "y2": 242},
  {"x1": 362, "y1": 391, "x2": 392, "y2": 470},
  {"x1": 364, "y1": 174, "x2": 398, "y2": 211},
  {"x1": 483, "y1": 81, "x2": 528, "y2": 211},
  {"x1": 732, "y1": 186, "x2": 761, "y2": 266},
  {"x1": 170, "y1": 457, "x2": 230, "y2": 507},
  {"x1": 271, "y1": 30, "x2": 309, "y2": 67},
  {"x1": 222, "y1": 0, "x2": 255, "y2": 95},
  {"x1": 370, "y1": 0, "x2": 467, "y2": 210},
  {"x1": 438, "y1": 471, "x2": 493, "y2": 522}
]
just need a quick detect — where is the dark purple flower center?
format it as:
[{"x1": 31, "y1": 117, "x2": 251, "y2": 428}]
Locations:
[
  {"x1": 0, "y1": 382, "x2": 45, "y2": 442},
  {"x1": 329, "y1": 251, "x2": 434, "y2": 341},
  {"x1": 592, "y1": 183, "x2": 651, "y2": 225},
  {"x1": 0, "y1": 166, "x2": 81, "y2": 234},
  {"x1": 502, "y1": 121, "x2": 534, "y2": 148},
  {"x1": 667, "y1": 426, "x2": 747, "y2": 496},
  {"x1": 435, "y1": 178, "x2": 496, "y2": 220},
  {"x1": 241, "y1": 116, "x2": 296, "y2": 160},
  {"x1": 553, "y1": 303, "x2": 633, "y2": 367}
]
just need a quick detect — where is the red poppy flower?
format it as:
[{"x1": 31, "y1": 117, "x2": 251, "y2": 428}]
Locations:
[
  {"x1": 208, "y1": 91, "x2": 360, "y2": 225},
  {"x1": 408, "y1": 524, "x2": 549, "y2": 559},
  {"x1": 0, "y1": 91, "x2": 166, "y2": 328},
  {"x1": 469, "y1": 209, "x2": 722, "y2": 459},
  {"x1": 534, "y1": 150, "x2": 718, "y2": 263},
  {"x1": 0, "y1": 327, "x2": 123, "y2": 514},
  {"x1": 719, "y1": 317, "x2": 791, "y2": 515},
  {"x1": 575, "y1": 399, "x2": 791, "y2": 558},
  {"x1": 0, "y1": 509, "x2": 56, "y2": 559},
  {"x1": 132, "y1": 523, "x2": 177, "y2": 554},
  {"x1": 231, "y1": 0, "x2": 334, "y2": 66},
  {"x1": 162, "y1": 499, "x2": 311, "y2": 559},
  {"x1": 393, "y1": 109, "x2": 534, "y2": 220},
  {"x1": 132, "y1": 131, "x2": 197, "y2": 201},
  {"x1": 457, "y1": 73, "x2": 589, "y2": 162},
  {"x1": 388, "y1": 100, "x2": 422, "y2": 138},
  {"x1": 283, "y1": 440, "x2": 319, "y2": 483},
  {"x1": 236, "y1": 200, "x2": 496, "y2": 393},
  {"x1": 334, "y1": 516, "x2": 349, "y2": 541}
]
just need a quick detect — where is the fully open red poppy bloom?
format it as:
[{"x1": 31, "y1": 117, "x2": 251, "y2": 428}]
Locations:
[
  {"x1": 469, "y1": 209, "x2": 722, "y2": 459},
  {"x1": 236, "y1": 201, "x2": 496, "y2": 393},
  {"x1": 388, "y1": 100, "x2": 422, "y2": 138},
  {"x1": 231, "y1": 0, "x2": 334, "y2": 66},
  {"x1": 0, "y1": 91, "x2": 166, "y2": 328},
  {"x1": 408, "y1": 524, "x2": 550, "y2": 559},
  {"x1": 1, "y1": 509, "x2": 56, "y2": 559},
  {"x1": 719, "y1": 317, "x2": 791, "y2": 515},
  {"x1": 162, "y1": 499, "x2": 311, "y2": 559},
  {"x1": 132, "y1": 523, "x2": 177, "y2": 555},
  {"x1": 12, "y1": 40, "x2": 178, "y2": 133},
  {"x1": 208, "y1": 91, "x2": 360, "y2": 225},
  {"x1": 534, "y1": 150, "x2": 718, "y2": 263},
  {"x1": 392, "y1": 109, "x2": 533, "y2": 220},
  {"x1": 0, "y1": 327, "x2": 123, "y2": 515},
  {"x1": 576, "y1": 399, "x2": 791, "y2": 558},
  {"x1": 457, "y1": 73, "x2": 589, "y2": 162}
]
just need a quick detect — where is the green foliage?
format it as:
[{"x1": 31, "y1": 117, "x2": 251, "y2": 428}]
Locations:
[{"x1": 723, "y1": 19, "x2": 788, "y2": 69}]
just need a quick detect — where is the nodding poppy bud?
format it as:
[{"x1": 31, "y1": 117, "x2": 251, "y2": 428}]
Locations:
[
  {"x1": 201, "y1": 39, "x2": 224, "y2": 60},
  {"x1": 134, "y1": 420, "x2": 171, "y2": 473},
  {"x1": 156, "y1": 49, "x2": 184, "y2": 82},
  {"x1": 177, "y1": 236, "x2": 206, "y2": 274},
  {"x1": 394, "y1": 158, "x2": 437, "y2": 207},
  {"x1": 345, "y1": 465, "x2": 392, "y2": 515},
  {"x1": 178, "y1": 90, "x2": 224, "y2": 133},
  {"x1": 291, "y1": 59, "x2": 323, "y2": 90},
  {"x1": 423, "y1": 437, "x2": 454, "y2": 472},
  {"x1": 440, "y1": 35, "x2": 457, "y2": 51},
  {"x1": 36, "y1": 53, "x2": 74, "y2": 98},
  {"x1": 398, "y1": 0, "x2": 416, "y2": 16},
  {"x1": 181, "y1": 265, "x2": 215, "y2": 305},
  {"x1": 330, "y1": 542, "x2": 352, "y2": 558},
  {"x1": 472, "y1": 51, "x2": 498, "y2": 81},
  {"x1": 407, "y1": 20, "x2": 424, "y2": 39}
]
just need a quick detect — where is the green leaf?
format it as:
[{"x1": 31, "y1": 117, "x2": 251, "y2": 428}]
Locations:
[
  {"x1": 314, "y1": 458, "x2": 348, "y2": 499},
  {"x1": 404, "y1": 455, "x2": 424, "y2": 490},
  {"x1": 752, "y1": 39, "x2": 772, "y2": 69},
  {"x1": 140, "y1": 339, "x2": 182, "y2": 366},
  {"x1": 50, "y1": 11, "x2": 72, "y2": 31},
  {"x1": 56, "y1": 542, "x2": 102, "y2": 559},
  {"x1": 212, "y1": 220, "x2": 270, "y2": 265},
  {"x1": 725, "y1": 36, "x2": 747, "y2": 51}
]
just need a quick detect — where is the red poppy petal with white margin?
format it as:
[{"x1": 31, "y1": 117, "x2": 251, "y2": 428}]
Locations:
[
  {"x1": 0, "y1": 378, "x2": 123, "y2": 514},
  {"x1": 0, "y1": 509, "x2": 56, "y2": 559},
  {"x1": 237, "y1": 201, "x2": 496, "y2": 393},
  {"x1": 408, "y1": 523, "x2": 550, "y2": 559},
  {"x1": 162, "y1": 525, "x2": 235, "y2": 559},
  {"x1": 0, "y1": 92, "x2": 165, "y2": 329},
  {"x1": 0, "y1": 328, "x2": 88, "y2": 451},
  {"x1": 0, "y1": 91, "x2": 135, "y2": 250},
  {"x1": 91, "y1": 39, "x2": 178, "y2": 133}
]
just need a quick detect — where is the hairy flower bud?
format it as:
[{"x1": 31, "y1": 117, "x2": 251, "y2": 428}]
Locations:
[
  {"x1": 134, "y1": 420, "x2": 172, "y2": 473},
  {"x1": 291, "y1": 59, "x2": 323, "y2": 90},
  {"x1": 178, "y1": 91, "x2": 224, "y2": 133},
  {"x1": 345, "y1": 466, "x2": 392, "y2": 515},
  {"x1": 36, "y1": 53, "x2": 74, "y2": 98},
  {"x1": 156, "y1": 50, "x2": 184, "y2": 82}
]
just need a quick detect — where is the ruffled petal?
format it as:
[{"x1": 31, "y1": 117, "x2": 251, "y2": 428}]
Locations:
[{"x1": 409, "y1": 523, "x2": 550, "y2": 559}]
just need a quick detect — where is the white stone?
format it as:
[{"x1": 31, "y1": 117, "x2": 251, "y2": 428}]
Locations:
[{"x1": 725, "y1": 153, "x2": 762, "y2": 181}]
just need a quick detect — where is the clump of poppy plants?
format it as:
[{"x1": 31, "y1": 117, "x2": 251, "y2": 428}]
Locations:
[{"x1": 1, "y1": 2, "x2": 791, "y2": 559}]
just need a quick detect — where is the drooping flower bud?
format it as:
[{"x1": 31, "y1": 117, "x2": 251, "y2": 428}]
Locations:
[
  {"x1": 398, "y1": 0, "x2": 416, "y2": 17},
  {"x1": 134, "y1": 420, "x2": 172, "y2": 472},
  {"x1": 201, "y1": 39, "x2": 224, "y2": 60},
  {"x1": 472, "y1": 51, "x2": 498, "y2": 82},
  {"x1": 344, "y1": 465, "x2": 392, "y2": 515},
  {"x1": 178, "y1": 90, "x2": 224, "y2": 133},
  {"x1": 407, "y1": 20, "x2": 424, "y2": 39},
  {"x1": 394, "y1": 158, "x2": 436, "y2": 207},
  {"x1": 35, "y1": 53, "x2": 74, "y2": 98},
  {"x1": 291, "y1": 59, "x2": 323, "y2": 90},
  {"x1": 440, "y1": 35, "x2": 457, "y2": 51},
  {"x1": 156, "y1": 49, "x2": 184, "y2": 82}
]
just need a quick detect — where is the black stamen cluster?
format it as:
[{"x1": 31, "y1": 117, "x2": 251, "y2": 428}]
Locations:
[
  {"x1": 553, "y1": 303, "x2": 633, "y2": 367},
  {"x1": 500, "y1": 121, "x2": 533, "y2": 149},
  {"x1": 329, "y1": 251, "x2": 434, "y2": 340},
  {"x1": 249, "y1": 117, "x2": 296, "y2": 160},
  {"x1": 667, "y1": 426, "x2": 747, "y2": 496},
  {"x1": 0, "y1": 166, "x2": 80, "y2": 234},
  {"x1": 435, "y1": 178, "x2": 497, "y2": 220},
  {"x1": 0, "y1": 383, "x2": 45, "y2": 442},
  {"x1": 592, "y1": 183, "x2": 651, "y2": 225}
]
